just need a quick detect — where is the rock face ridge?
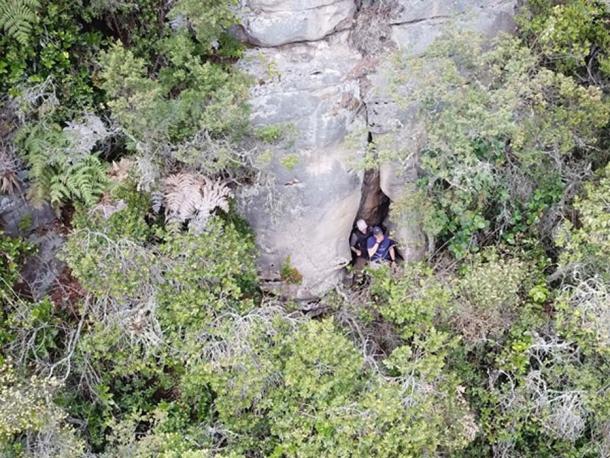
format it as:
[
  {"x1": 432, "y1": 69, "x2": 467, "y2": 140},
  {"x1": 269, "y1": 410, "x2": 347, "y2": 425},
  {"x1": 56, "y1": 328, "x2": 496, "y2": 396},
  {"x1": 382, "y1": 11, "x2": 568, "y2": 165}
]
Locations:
[
  {"x1": 237, "y1": 0, "x2": 519, "y2": 298},
  {"x1": 240, "y1": 0, "x2": 356, "y2": 46}
]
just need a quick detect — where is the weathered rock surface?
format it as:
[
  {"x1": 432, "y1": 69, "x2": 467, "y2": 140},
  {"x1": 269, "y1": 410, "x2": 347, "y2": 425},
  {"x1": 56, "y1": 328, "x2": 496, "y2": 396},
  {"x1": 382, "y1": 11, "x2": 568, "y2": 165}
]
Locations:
[
  {"x1": 390, "y1": 0, "x2": 516, "y2": 25},
  {"x1": 242, "y1": 31, "x2": 362, "y2": 148},
  {"x1": 0, "y1": 194, "x2": 55, "y2": 238},
  {"x1": 238, "y1": 0, "x2": 519, "y2": 297},
  {"x1": 390, "y1": 2, "x2": 516, "y2": 55},
  {"x1": 238, "y1": 31, "x2": 364, "y2": 297},
  {"x1": 240, "y1": 0, "x2": 356, "y2": 46}
]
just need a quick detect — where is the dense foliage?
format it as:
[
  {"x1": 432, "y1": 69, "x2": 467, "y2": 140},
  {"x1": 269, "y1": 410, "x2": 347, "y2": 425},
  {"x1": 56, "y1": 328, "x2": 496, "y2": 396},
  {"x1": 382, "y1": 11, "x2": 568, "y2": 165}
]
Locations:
[
  {"x1": 381, "y1": 32, "x2": 609, "y2": 258},
  {"x1": 1, "y1": 0, "x2": 610, "y2": 456}
]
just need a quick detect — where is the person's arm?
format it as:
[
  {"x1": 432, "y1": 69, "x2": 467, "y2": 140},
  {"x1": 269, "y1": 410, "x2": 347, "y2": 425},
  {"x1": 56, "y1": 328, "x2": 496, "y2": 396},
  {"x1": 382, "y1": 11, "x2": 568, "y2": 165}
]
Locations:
[
  {"x1": 368, "y1": 237, "x2": 380, "y2": 258},
  {"x1": 389, "y1": 245, "x2": 396, "y2": 263},
  {"x1": 350, "y1": 233, "x2": 362, "y2": 256}
]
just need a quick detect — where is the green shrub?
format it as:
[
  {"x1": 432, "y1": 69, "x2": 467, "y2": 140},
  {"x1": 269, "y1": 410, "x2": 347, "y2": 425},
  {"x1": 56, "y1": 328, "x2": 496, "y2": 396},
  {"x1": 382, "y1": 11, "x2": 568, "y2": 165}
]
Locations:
[
  {"x1": 279, "y1": 153, "x2": 300, "y2": 171},
  {"x1": 0, "y1": 0, "x2": 40, "y2": 46},
  {"x1": 255, "y1": 125, "x2": 284, "y2": 143},
  {"x1": 518, "y1": 0, "x2": 610, "y2": 81},
  {"x1": 0, "y1": 233, "x2": 32, "y2": 303},
  {"x1": 380, "y1": 33, "x2": 609, "y2": 257},
  {"x1": 17, "y1": 123, "x2": 109, "y2": 207},
  {"x1": 280, "y1": 256, "x2": 302, "y2": 284},
  {"x1": 158, "y1": 215, "x2": 258, "y2": 334}
]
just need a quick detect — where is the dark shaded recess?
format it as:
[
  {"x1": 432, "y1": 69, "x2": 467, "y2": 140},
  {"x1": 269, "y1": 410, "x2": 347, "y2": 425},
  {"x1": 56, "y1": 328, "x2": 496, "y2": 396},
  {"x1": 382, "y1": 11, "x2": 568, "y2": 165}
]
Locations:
[
  {"x1": 356, "y1": 168, "x2": 390, "y2": 228},
  {"x1": 355, "y1": 132, "x2": 391, "y2": 228}
]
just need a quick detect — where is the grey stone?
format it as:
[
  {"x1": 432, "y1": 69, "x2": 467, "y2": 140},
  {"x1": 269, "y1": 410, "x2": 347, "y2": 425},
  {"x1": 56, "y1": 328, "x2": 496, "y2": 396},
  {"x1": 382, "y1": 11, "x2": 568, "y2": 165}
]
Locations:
[
  {"x1": 0, "y1": 193, "x2": 55, "y2": 237},
  {"x1": 238, "y1": 31, "x2": 365, "y2": 297},
  {"x1": 240, "y1": 0, "x2": 356, "y2": 46},
  {"x1": 390, "y1": 0, "x2": 515, "y2": 25},
  {"x1": 241, "y1": 31, "x2": 362, "y2": 149},
  {"x1": 238, "y1": 145, "x2": 363, "y2": 298},
  {"x1": 378, "y1": 130, "x2": 427, "y2": 261},
  {"x1": 21, "y1": 231, "x2": 65, "y2": 300},
  {"x1": 390, "y1": 1, "x2": 517, "y2": 57}
]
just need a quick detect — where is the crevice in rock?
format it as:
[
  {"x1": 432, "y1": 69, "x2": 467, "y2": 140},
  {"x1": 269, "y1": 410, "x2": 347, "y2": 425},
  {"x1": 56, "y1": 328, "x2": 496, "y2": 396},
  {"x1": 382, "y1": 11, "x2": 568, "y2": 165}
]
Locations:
[
  {"x1": 356, "y1": 167, "x2": 390, "y2": 227},
  {"x1": 354, "y1": 132, "x2": 390, "y2": 228},
  {"x1": 350, "y1": 0, "x2": 394, "y2": 56},
  {"x1": 389, "y1": 14, "x2": 453, "y2": 27}
]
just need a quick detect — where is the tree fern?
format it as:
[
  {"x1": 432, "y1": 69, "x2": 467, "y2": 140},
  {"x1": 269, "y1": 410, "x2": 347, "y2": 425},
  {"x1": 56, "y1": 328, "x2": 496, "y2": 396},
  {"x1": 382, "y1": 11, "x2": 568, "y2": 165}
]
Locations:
[{"x1": 0, "y1": 0, "x2": 40, "y2": 45}]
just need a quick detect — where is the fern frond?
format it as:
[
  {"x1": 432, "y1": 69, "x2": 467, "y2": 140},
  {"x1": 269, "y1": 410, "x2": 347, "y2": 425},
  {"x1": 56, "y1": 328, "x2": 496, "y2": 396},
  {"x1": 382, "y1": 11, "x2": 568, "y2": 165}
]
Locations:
[
  {"x1": 46, "y1": 156, "x2": 108, "y2": 207},
  {"x1": 162, "y1": 172, "x2": 231, "y2": 233},
  {"x1": 0, "y1": 0, "x2": 40, "y2": 45},
  {"x1": 49, "y1": 173, "x2": 67, "y2": 206},
  {"x1": 18, "y1": 121, "x2": 109, "y2": 207}
]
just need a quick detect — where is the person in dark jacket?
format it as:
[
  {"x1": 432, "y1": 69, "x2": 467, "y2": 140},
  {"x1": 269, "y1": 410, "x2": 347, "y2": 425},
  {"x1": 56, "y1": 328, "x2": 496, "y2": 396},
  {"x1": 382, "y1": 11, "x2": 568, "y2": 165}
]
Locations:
[
  {"x1": 350, "y1": 219, "x2": 371, "y2": 261},
  {"x1": 349, "y1": 219, "x2": 372, "y2": 282},
  {"x1": 367, "y1": 226, "x2": 396, "y2": 266}
]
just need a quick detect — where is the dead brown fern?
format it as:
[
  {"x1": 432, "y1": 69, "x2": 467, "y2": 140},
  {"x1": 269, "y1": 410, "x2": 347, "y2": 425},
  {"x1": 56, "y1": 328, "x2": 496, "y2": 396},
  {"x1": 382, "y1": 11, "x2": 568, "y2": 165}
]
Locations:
[{"x1": 162, "y1": 172, "x2": 231, "y2": 232}]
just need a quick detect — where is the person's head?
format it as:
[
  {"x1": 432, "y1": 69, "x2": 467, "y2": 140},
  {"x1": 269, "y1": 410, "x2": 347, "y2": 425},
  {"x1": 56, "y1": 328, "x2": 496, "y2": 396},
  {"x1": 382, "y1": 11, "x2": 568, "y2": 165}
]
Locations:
[
  {"x1": 373, "y1": 226, "x2": 384, "y2": 241},
  {"x1": 356, "y1": 219, "x2": 368, "y2": 233}
]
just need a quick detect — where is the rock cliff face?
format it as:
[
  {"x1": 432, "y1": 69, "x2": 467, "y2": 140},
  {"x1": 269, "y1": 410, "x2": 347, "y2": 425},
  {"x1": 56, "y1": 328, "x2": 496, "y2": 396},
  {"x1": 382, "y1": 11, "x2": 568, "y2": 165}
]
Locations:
[{"x1": 237, "y1": 0, "x2": 519, "y2": 298}]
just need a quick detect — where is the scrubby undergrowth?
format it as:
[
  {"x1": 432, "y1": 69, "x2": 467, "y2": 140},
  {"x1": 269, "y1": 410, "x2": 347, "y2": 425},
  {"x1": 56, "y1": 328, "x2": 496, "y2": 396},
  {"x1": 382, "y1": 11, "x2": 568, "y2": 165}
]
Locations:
[{"x1": 1, "y1": 0, "x2": 610, "y2": 456}]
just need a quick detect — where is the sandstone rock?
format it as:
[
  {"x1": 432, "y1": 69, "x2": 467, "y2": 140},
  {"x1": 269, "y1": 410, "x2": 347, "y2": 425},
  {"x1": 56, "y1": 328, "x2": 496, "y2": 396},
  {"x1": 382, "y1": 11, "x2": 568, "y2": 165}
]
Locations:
[
  {"x1": 378, "y1": 130, "x2": 427, "y2": 261},
  {"x1": 240, "y1": 0, "x2": 356, "y2": 47},
  {"x1": 390, "y1": 1, "x2": 517, "y2": 57},
  {"x1": 390, "y1": 0, "x2": 516, "y2": 25},
  {"x1": 238, "y1": 31, "x2": 364, "y2": 298},
  {"x1": 241, "y1": 31, "x2": 362, "y2": 148},
  {"x1": 237, "y1": 0, "x2": 520, "y2": 297}
]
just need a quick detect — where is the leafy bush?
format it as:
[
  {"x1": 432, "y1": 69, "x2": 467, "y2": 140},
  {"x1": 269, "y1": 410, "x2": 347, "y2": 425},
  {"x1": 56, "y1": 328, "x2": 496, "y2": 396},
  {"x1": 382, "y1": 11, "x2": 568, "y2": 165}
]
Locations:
[
  {"x1": 481, "y1": 332, "x2": 610, "y2": 456},
  {"x1": 556, "y1": 163, "x2": 610, "y2": 279},
  {"x1": 98, "y1": 11, "x2": 250, "y2": 189},
  {"x1": 554, "y1": 164, "x2": 610, "y2": 356},
  {"x1": 0, "y1": 0, "x2": 104, "y2": 116},
  {"x1": 204, "y1": 314, "x2": 477, "y2": 457},
  {"x1": 451, "y1": 250, "x2": 529, "y2": 345},
  {"x1": 381, "y1": 33, "x2": 609, "y2": 257},
  {"x1": 0, "y1": 233, "x2": 31, "y2": 303},
  {"x1": 518, "y1": 0, "x2": 610, "y2": 82},
  {"x1": 158, "y1": 215, "x2": 258, "y2": 334},
  {"x1": 0, "y1": 361, "x2": 85, "y2": 456},
  {"x1": 368, "y1": 262, "x2": 450, "y2": 339}
]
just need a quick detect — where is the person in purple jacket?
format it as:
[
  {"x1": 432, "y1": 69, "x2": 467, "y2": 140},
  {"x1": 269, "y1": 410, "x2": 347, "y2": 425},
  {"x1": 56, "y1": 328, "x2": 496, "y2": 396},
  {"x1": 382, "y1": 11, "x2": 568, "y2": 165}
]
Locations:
[{"x1": 367, "y1": 226, "x2": 396, "y2": 266}]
